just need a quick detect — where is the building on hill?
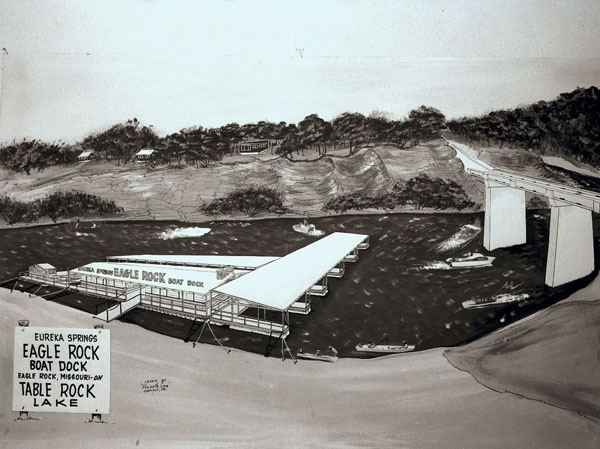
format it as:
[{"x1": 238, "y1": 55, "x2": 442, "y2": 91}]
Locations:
[
  {"x1": 136, "y1": 149, "x2": 155, "y2": 161},
  {"x1": 235, "y1": 139, "x2": 281, "y2": 155},
  {"x1": 77, "y1": 150, "x2": 97, "y2": 161}
]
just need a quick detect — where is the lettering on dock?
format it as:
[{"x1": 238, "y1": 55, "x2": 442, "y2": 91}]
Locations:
[
  {"x1": 13, "y1": 327, "x2": 110, "y2": 414},
  {"x1": 75, "y1": 263, "x2": 208, "y2": 292}
]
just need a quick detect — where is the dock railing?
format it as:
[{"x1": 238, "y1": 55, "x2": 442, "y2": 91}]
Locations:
[
  {"x1": 94, "y1": 286, "x2": 143, "y2": 322},
  {"x1": 141, "y1": 291, "x2": 208, "y2": 318}
]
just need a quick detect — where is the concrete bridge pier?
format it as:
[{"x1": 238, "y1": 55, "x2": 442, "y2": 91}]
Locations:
[
  {"x1": 545, "y1": 200, "x2": 594, "y2": 287},
  {"x1": 483, "y1": 180, "x2": 527, "y2": 250}
]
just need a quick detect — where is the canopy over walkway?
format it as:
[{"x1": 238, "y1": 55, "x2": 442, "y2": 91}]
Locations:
[{"x1": 214, "y1": 232, "x2": 369, "y2": 311}]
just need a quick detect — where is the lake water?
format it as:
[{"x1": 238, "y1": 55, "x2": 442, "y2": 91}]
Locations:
[{"x1": 1, "y1": 212, "x2": 598, "y2": 357}]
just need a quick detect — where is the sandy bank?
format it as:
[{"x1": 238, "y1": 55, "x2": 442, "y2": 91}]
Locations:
[
  {"x1": 445, "y1": 296, "x2": 600, "y2": 420},
  {"x1": 1, "y1": 290, "x2": 597, "y2": 448}
]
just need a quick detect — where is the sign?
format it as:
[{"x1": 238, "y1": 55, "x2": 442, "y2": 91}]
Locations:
[
  {"x1": 13, "y1": 327, "x2": 110, "y2": 414},
  {"x1": 76, "y1": 262, "x2": 214, "y2": 294}
]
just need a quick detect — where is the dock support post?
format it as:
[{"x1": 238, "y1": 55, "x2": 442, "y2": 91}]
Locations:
[
  {"x1": 545, "y1": 200, "x2": 594, "y2": 287},
  {"x1": 483, "y1": 179, "x2": 526, "y2": 250}
]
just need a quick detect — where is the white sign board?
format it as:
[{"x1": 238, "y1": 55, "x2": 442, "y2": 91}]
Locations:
[{"x1": 13, "y1": 327, "x2": 110, "y2": 414}]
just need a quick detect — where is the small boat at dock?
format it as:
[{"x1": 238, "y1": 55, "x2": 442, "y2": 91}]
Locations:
[
  {"x1": 296, "y1": 348, "x2": 338, "y2": 362},
  {"x1": 293, "y1": 219, "x2": 325, "y2": 237},
  {"x1": 355, "y1": 343, "x2": 415, "y2": 354}
]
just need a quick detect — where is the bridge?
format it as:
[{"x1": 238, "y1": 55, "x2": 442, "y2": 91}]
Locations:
[{"x1": 448, "y1": 140, "x2": 599, "y2": 287}]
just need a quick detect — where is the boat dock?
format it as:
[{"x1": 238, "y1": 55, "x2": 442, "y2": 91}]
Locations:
[{"x1": 16, "y1": 232, "x2": 369, "y2": 342}]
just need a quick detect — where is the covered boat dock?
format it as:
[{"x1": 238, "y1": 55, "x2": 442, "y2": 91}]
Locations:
[{"x1": 17, "y1": 232, "x2": 369, "y2": 347}]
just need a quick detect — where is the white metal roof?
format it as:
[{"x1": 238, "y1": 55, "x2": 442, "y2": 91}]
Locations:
[
  {"x1": 73, "y1": 261, "x2": 246, "y2": 295},
  {"x1": 78, "y1": 151, "x2": 95, "y2": 158},
  {"x1": 136, "y1": 149, "x2": 155, "y2": 156},
  {"x1": 106, "y1": 255, "x2": 278, "y2": 270},
  {"x1": 36, "y1": 263, "x2": 56, "y2": 270},
  {"x1": 214, "y1": 232, "x2": 368, "y2": 310}
]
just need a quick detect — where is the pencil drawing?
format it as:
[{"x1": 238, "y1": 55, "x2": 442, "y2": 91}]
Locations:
[{"x1": 1, "y1": 1, "x2": 598, "y2": 448}]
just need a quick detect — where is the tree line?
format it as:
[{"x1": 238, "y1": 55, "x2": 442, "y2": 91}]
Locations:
[
  {"x1": 197, "y1": 174, "x2": 476, "y2": 218},
  {"x1": 323, "y1": 174, "x2": 476, "y2": 213},
  {"x1": 0, "y1": 191, "x2": 123, "y2": 225},
  {"x1": 448, "y1": 86, "x2": 600, "y2": 167},
  {"x1": 0, "y1": 107, "x2": 446, "y2": 173}
]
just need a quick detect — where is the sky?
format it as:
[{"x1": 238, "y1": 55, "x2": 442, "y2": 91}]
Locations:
[{"x1": 0, "y1": 0, "x2": 599, "y2": 143}]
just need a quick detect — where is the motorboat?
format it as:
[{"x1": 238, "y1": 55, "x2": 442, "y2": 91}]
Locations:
[
  {"x1": 446, "y1": 252, "x2": 495, "y2": 268},
  {"x1": 355, "y1": 343, "x2": 415, "y2": 354},
  {"x1": 296, "y1": 348, "x2": 338, "y2": 362},
  {"x1": 436, "y1": 224, "x2": 481, "y2": 252},
  {"x1": 293, "y1": 219, "x2": 325, "y2": 237},
  {"x1": 462, "y1": 292, "x2": 530, "y2": 309}
]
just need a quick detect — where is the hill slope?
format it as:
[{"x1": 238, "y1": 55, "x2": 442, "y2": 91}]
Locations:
[{"x1": 0, "y1": 140, "x2": 487, "y2": 223}]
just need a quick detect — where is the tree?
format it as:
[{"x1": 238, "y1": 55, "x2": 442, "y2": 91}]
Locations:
[
  {"x1": 200, "y1": 186, "x2": 287, "y2": 217},
  {"x1": 366, "y1": 111, "x2": 392, "y2": 145},
  {"x1": 0, "y1": 140, "x2": 78, "y2": 174},
  {"x1": 385, "y1": 120, "x2": 412, "y2": 149},
  {"x1": 332, "y1": 112, "x2": 368, "y2": 155},
  {"x1": 178, "y1": 127, "x2": 223, "y2": 168},
  {"x1": 392, "y1": 174, "x2": 475, "y2": 210},
  {"x1": 81, "y1": 118, "x2": 160, "y2": 165},
  {"x1": 275, "y1": 134, "x2": 299, "y2": 159},
  {"x1": 297, "y1": 114, "x2": 333, "y2": 155},
  {"x1": 408, "y1": 106, "x2": 446, "y2": 144},
  {"x1": 447, "y1": 87, "x2": 600, "y2": 167}
]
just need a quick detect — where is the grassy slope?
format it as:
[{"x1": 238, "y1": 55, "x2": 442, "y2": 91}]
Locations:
[{"x1": 1, "y1": 290, "x2": 598, "y2": 449}]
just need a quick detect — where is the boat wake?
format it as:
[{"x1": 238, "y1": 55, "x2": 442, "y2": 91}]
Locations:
[
  {"x1": 435, "y1": 224, "x2": 481, "y2": 252},
  {"x1": 420, "y1": 262, "x2": 451, "y2": 270},
  {"x1": 159, "y1": 227, "x2": 211, "y2": 240}
]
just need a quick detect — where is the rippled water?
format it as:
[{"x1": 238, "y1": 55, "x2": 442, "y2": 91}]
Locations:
[{"x1": 1, "y1": 212, "x2": 598, "y2": 358}]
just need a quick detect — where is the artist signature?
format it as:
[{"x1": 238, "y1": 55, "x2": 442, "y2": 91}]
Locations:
[{"x1": 141, "y1": 378, "x2": 169, "y2": 393}]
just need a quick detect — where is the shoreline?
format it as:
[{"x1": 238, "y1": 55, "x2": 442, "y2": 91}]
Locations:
[{"x1": 0, "y1": 207, "x2": 487, "y2": 231}]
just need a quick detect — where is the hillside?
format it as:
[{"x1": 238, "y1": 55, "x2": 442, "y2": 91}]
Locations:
[
  {"x1": 448, "y1": 86, "x2": 600, "y2": 167},
  {"x1": 1, "y1": 289, "x2": 597, "y2": 449},
  {"x1": 0, "y1": 139, "x2": 487, "y2": 224}
]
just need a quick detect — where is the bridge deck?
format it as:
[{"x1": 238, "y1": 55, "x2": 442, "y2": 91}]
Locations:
[{"x1": 468, "y1": 168, "x2": 600, "y2": 213}]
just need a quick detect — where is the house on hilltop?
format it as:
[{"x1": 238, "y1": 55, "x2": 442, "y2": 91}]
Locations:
[
  {"x1": 77, "y1": 150, "x2": 97, "y2": 161},
  {"x1": 235, "y1": 139, "x2": 281, "y2": 155},
  {"x1": 136, "y1": 148, "x2": 155, "y2": 161}
]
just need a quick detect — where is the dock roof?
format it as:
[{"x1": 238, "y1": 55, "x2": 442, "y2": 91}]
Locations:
[
  {"x1": 36, "y1": 263, "x2": 56, "y2": 270},
  {"x1": 214, "y1": 232, "x2": 368, "y2": 311},
  {"x1": 106, "y1": 255, "x2": 278, "y2": 270}
]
